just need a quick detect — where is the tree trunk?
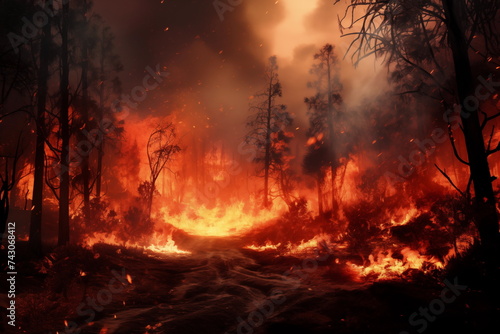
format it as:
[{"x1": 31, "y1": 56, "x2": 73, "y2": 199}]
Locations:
[
  {"x1": 442, "y1": 0, "x2": 499, "y2": 253},
  {"x1": 29, "y1": 4, "x2": 52, "y2": 255},
  {"x1": 96, "y1": 30, "x2": 106, "y2": 200},
  {"x1": 317, "y1": 172, "x2": 324, "y2": 215},
  {"x1": 326, "y1": 57, "x2": 336, "y2": 215},
  {"x1": 263, "y1": 71, "x2": 273, "y2": 208},
  {"x1": 80, "y1": 0, "x2": 91, "y2": 219},
  {"x1": 279, "y1": 169, "x2": 292, "y2": 209},
  {"x1": 148, "y1": 183, "x2": 154, "y2": 221},
  {"x1": 58, "y1": 0, "x2": 70, "y2": 246}
]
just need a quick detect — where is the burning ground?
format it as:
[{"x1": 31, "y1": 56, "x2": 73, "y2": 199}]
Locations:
[
  {"x1": 1, "y1": 0, "x2": 500, "y2": 333},
  {"x1": 2, "y1": 235, "x2": 499, "y2": 334}
]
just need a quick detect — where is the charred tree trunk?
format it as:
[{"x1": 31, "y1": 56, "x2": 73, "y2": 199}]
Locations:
[
  {"x1": 279, "y1": 169, "x2": 292, "y2": 209},
  {"x1": 80, "y1": 0, "x2": 91, "y2": 219},
  {"x1": 263, "y1": 71, "x2": 274, "y2": 209},
  {"x1": 326, "y1": 56, "x2": 336, "y2": 216},
  {"x1": 96, "y1": 30, "x2": 106, "y2": 201},
  {"x1": 29, "y1": 5, "x2": 52, "y2": 255},
  {"x1": 442, "y1": 0, "x2": 499, "y2": 253},
  {"x1": 317, "y1": 172, "x2": 324, "y2": 216},
  {"x1": 58, "y1": 0, "x2": 70, "y2": 246},
  {"x1": 146, "y1": 178, "x2": 156, "y2": 222},
  {"x1": 1, "y1": 136, "x2": 22, "y2": 242},
  {"x1": 95, "y1": 134, "x2": 104, "y2": 199}
]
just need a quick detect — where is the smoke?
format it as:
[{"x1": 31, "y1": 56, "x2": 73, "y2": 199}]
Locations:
[
  {"x1": 93, "y1": 0, "x2": 454, "y2": 215},
  {"x1": 93, "y1": 0, "x2": 389, "y2": 131}
]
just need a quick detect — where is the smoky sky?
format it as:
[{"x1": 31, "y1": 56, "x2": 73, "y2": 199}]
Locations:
[
  {"x1": 91, "y1": 0, "x2": 391, "y2": 169},
  {"x1": 93, "y1": 1, "x2": 279, "y2": 98}
]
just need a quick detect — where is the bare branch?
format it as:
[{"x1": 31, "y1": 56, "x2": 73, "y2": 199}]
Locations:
[{"x1": 435, "y1": 163, "x2": 464, "y2": 197}]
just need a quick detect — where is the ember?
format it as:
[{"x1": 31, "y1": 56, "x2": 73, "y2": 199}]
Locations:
[{"x1": 1, "y1": 0, "x2": 499, "y2": 333}]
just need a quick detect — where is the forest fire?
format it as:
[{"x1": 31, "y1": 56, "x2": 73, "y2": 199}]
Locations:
[
  {"x1": 1, "y1": 0, "x2": 500, "y2": 333},
  {"x1": 158, "y1": 201, "x2": 282, "y2": 237},
  {"x1": 81, "y1": 232, "x2": 190, "y2": 255}
]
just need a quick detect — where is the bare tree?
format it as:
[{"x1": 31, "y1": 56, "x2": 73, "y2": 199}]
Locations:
[
  {"x1": 58, "y1": 0, "x2": 71, "y2": 246},
  {"x1": 246, "y1": 56, "x2": 293, "y2": 208},
  {"x1": 145, "y1": 123, "x2": 180, "y2": 219},
  {"x1": 304, "y1": 44, "x2": 343, "y2": 215},
  {"x1": 30, "y1": 1, "x2": 53, "y2": 255},
  {"x1": 79, "y1": 0, "x2": 91, "y2": 220},
  {"x1": 0, "y1": 133, "x2": 29, "y2": 242},
  {"x1": 94, "y1": 25, "x2": 123, "y2": 201},
  {"x1": 337, "y1": 0, "x2": 500, "y2": 253}
]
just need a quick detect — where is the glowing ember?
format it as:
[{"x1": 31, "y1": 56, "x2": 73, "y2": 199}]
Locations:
[
  {"x1": 245, "y1": 242, "x2": 281, "y2": 251},
  {"x1": 159, "y1": 201, "x2": 283, "y2": 237},
  {"x1": 245, "y1": 234, "x2": 333, "y2": 255},
  {"x1": 82, "y1": 232, "x2": 190, "y2": 255},
  {"x1": 348, "y1": 247, "x2": 444, "y2": 280}
]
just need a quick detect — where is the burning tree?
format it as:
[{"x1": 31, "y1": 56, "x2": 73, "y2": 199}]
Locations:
[
  {"x1": 145, "y1": 123, "x2": 181, "y2": 220},
  {"x1": 246, "y1": 56, "x2": 293, "y2": 208},
  {"x1": 39, "y1": 1, "x2": 123, "y2": 246},
  {"x1": 303, "y1": 44, "x2": 344, "y2": 216},
  {"x1": 337, "y1": 0, "x2": 500, "y2": 258},
  {"x1": 30, "y1": 0, "x2": 53, "y2": 255},
  {"x1": 0, "y1": 1, "x2": 37, "y2": 244}
]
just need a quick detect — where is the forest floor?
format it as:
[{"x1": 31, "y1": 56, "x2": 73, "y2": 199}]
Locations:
[{"x1": 1, "y1": 236, "x2": 499, "y2": 334}]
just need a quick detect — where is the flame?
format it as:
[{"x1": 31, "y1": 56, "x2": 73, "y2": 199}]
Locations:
[
  {"x1": 159, "y1": 201, "x2": 283, "y2": 237},
  {"x1": 245, "y1": 234, "x2": 333, "y2": 254},
  {"x1": 82, "y1": 232, "x2": 190, "y2": 255},
  {"x1": 389, "y1": 205, "x2": 419, "y2": 227},
  {"x1": 348, "y1": 247, "x2": 444, "y2": 280},
  {"x1": 245, "y1": 242, "x2": 281, "y2": 251}
]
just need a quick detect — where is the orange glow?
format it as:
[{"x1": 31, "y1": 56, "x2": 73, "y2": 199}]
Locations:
[
  {"x1": 159, "y1": 200, "x2": 284, "y2": 237},
  {"x1": 82, "y1": 232, "x2": 190, "y2": 255},
  {"x1": 347, "y1": 247, "x2": 445, "y2": 281}
]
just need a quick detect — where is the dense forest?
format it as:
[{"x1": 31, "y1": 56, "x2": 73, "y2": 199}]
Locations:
[{"x1": 0, "y1": 1, "x2": 499, "y2": 333}]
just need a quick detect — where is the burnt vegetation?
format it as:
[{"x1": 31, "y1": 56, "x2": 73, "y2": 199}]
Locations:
[{"x1": 0, "y1": 0, "x2": 500, "y2": 333}]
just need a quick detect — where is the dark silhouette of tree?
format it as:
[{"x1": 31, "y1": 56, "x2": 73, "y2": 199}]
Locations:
[
  {"x1": 303, "y1": 44, "x2": 343, "y2": 216},
  {"x1": 30, "y1": 1, "x2": 53, "y2": 255},
  {"x1": 0, "y1": 133, "x2": 29, "y2": 242},
  {"x1": 146, "y1": 123, "x2": 181, "y2": 220},
  {"x1": 40, "y1": 0, "x2": 122, "y2": 245},
  {"x1": 337, "y1": 0, "x2": 500, "y2": 255},
  {"x1": 246, "y1": 56, "x2": 293, "y2": 208},
  {"x1": 0, "y1": 1, "x2": 36, "y2": 120},
  {"x1": 93, "y1": 25, "x2": 123, "y2": 201},
  {"x1": 79, "y1": 0, "x2": 91, "y2": 220},
  {"x1": 69, "y1": 2, "x2": 122, "y2": 214},
  {"x1": 58, "y1": 0, "x2": 70, "y2": 246},
  {"x1": 0, "y1": 2, "x2": 37, "y2": 244},
  {"x1": 303, "y1": 144, "x2": 330, "y2": 215}
]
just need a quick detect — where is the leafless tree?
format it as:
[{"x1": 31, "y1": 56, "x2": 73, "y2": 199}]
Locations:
[
  {"x1": 337, "y1": 0, "x2": 500, "y2": 253},
  {"x1": 145, "y1": 123, "x2": 181, "y2": 219},
  {"x1": 246, "y1": 56, "x2": 293, "y2": 208}
]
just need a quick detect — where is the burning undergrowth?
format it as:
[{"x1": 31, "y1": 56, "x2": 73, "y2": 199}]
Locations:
[{"x1": 241, "y1": 191, "x2": 478, "y2": 281}]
